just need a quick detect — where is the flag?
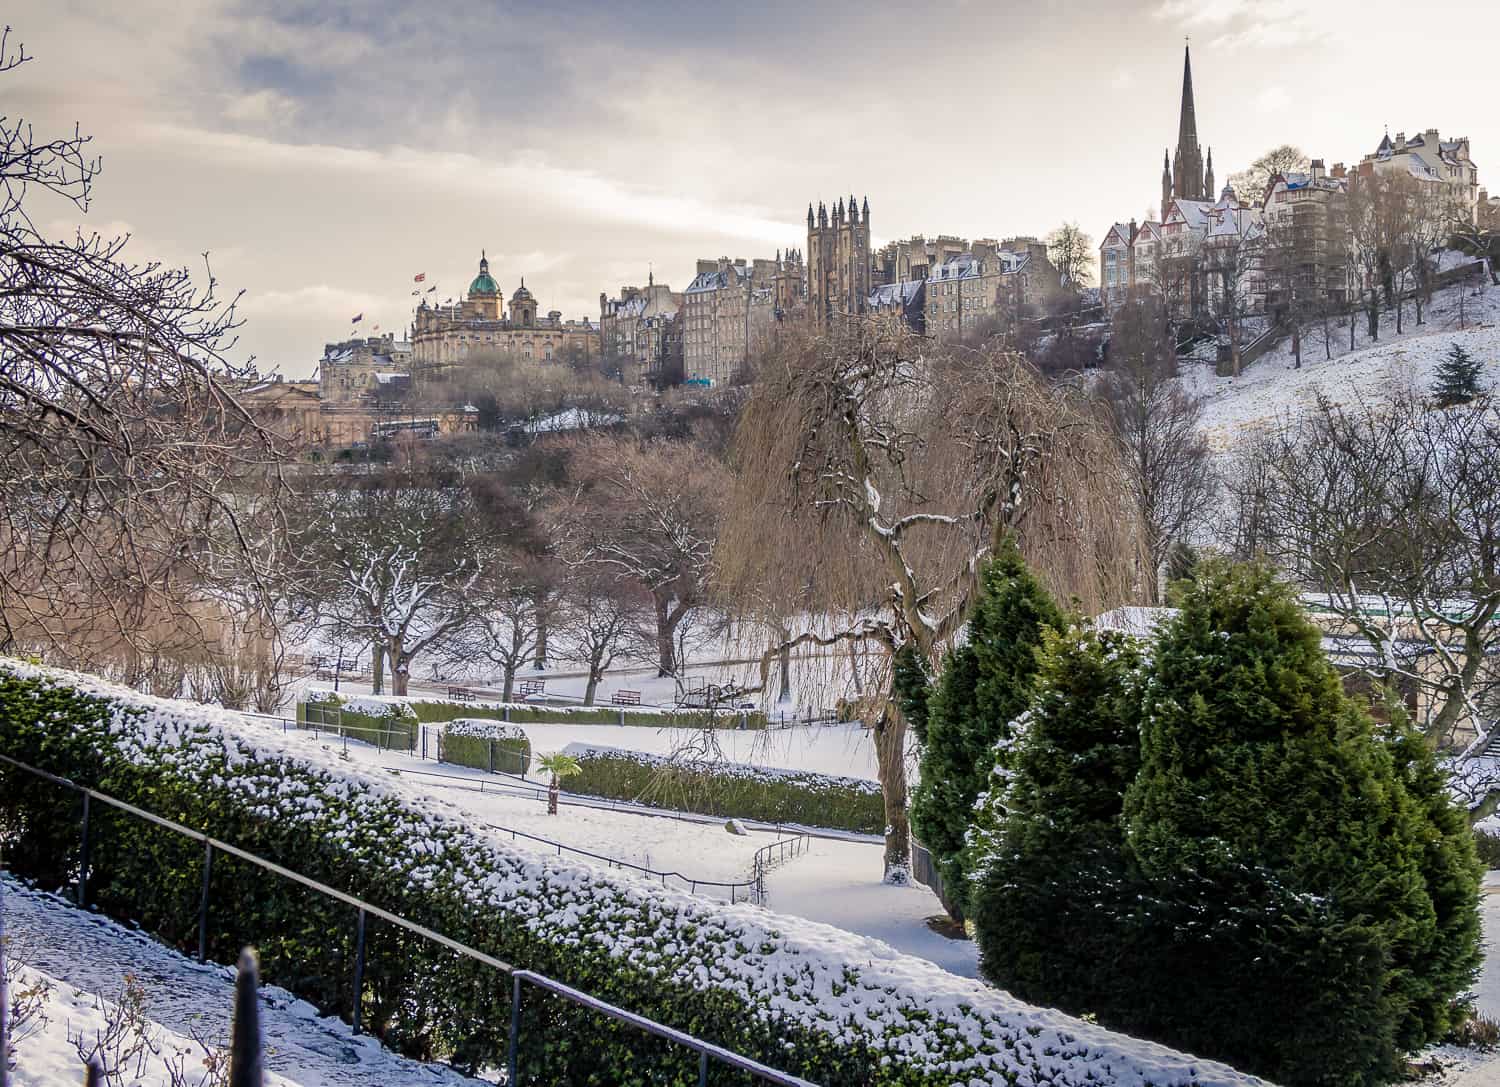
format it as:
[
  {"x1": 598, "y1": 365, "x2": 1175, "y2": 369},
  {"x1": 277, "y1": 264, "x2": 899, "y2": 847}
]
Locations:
[
  {"x1": 351, "y1": 313, "x2": 363, "y2": 324},
  {"x1": 411, "y1": 289, "x2": 420, "y2": 296},
  {"x1": 425, "y1": 285, "x2": 437, "y2": 293},
  {"x1": 413, "y1": 272, "x2": 426, "y2": 283}
]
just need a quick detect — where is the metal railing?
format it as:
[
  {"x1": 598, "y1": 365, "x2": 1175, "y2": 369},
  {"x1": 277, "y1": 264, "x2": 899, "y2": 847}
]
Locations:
[{"x1": 0, "y1": 752, "x2": 816, "y2": 1086}]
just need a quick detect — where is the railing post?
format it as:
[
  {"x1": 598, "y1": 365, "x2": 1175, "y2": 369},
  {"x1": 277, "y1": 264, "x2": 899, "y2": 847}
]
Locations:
[
  {"x1": 197, "y1": 840, "x2": 213, "y2": 964},
  {"x1": 507, "y1": 973, "x2": 522, "y2": 1085},
  {"x1": 699, "y1": 1049, "x2": 709, "y2": 1087},
  {"x1": 351, "y1": 908, "x2": 367, "y2": 1036},
  {"x1": 77, "y1": 792, "x2": 92, "y2": 907}
]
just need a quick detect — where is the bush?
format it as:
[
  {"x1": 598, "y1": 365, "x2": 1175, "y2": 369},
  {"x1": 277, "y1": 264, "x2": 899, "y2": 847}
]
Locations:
[
  {"x1": 564, "y1": 744, "x2": 884, "y2": 834},
  {"x1": 303, "y1": 691, "x2": 767, "y2": 730},
  {"x1": 966, "y1": 626, "x2": 1146, "y2": 1012},
  {"x1": 1474, "y1": 829, "x2": 1500, "y2": 870},
  {"x1": 299, "y1": 692, "x2": 415, "y2": 752},
  {"x1": 0, "y1": 659, "x2": 1266, "y2": 1087},
  {"x1": 438, "y1": 719, "x2": 531, "y2": 775},
  {"x1": 911, "y1": 539, "x2": 1064, "y2": 917},
  {"x1": 1120, "y1": 563, "x2": 1482, "y2": 1086}
]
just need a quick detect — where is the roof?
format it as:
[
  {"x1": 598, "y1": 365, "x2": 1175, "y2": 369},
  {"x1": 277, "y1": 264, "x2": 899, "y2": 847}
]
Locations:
[{"x1": 868, "y1": 280, "x2": 923, "y2": 307}]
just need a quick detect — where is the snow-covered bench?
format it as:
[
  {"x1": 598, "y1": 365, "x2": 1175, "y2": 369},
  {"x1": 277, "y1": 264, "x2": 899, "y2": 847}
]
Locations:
[{"x1": 611, "y1": 689, "x2": 642, "y2": 706}]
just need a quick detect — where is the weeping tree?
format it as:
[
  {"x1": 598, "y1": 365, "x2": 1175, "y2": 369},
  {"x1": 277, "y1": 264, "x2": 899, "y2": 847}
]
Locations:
[
  {"x1": 0, "y1": 28, "x2": 288, "y2": 675},
  {"x1": 720, "y1": 323, "x2": 1144, "y2": 876}
]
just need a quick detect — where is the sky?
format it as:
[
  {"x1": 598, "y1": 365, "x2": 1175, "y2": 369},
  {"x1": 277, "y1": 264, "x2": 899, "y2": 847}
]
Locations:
[{"x1": 8, "y1": 0, "x2": 1499, "y2": 377}]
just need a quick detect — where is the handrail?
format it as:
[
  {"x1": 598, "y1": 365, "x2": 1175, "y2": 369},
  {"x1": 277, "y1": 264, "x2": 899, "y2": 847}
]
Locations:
[{"x1": 0, "y1": 750, "x2": 817, "y2": 1085}]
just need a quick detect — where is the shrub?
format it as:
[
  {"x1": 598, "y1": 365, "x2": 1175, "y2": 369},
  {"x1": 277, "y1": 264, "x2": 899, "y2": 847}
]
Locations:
[
  {"x1": 564, "y1": 744, "x2": 884, "y2": 834},
  {"x1": 303, "y1": 691, "x2": 767, "y2": 730},
  {"x1": 299, "y1": 692, "x2": 415, "y2": 752},
  {"x1": 966, "y1": 626, "x2": 1146, "y2": 1012},
  {"x1": 1474, "y1": 829, "x2": 1500, "y2": 870},
  {"x1": 0, "y1": 659, "x2": 1266, "y2": 1087},
  {"x1": 910, "y1": 539, "x2": 1064, "y2": 916},
  {"x1": 1121, "y1": 562, "x2": 1482, "y2": 1086},
  {"x1": 438, "y1": 719, "x2": 531, "y2": 776}
]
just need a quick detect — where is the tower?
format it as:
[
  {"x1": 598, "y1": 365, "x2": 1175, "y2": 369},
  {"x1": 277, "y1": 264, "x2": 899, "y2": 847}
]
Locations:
[
  {"x1": 806, "y1": 195, "x2": 871, "y2": 331},
  {"x1": 1164, "y1": 44, "x2": 1208, "y2": 218},
  {"x1": 467, "y1": 250, "x2": 502, "y2": 319}
]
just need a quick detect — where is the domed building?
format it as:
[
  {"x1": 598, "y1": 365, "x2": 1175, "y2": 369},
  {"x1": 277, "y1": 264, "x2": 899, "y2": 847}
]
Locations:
[{"x1": 410, "y1": 252, "x2": 599, "y2": 384}]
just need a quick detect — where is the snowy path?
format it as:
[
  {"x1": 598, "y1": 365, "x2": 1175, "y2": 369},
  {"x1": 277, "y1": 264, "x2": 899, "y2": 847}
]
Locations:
[
  {"x1": 1, "y1": 875, "x2": 478, "y2": 1086},
  {"x1": 1418, "y1": 870, "x2": 1500, "y2": 1086},
  {"x1": 762, "y1": 838, "x2": 979, "y2": 979}
]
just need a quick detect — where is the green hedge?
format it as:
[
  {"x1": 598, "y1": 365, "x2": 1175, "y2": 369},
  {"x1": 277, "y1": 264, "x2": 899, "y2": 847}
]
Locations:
[
  {"x1": 438, "y1": 720, "x2": 531, "y2": 775},
  {"x1": 0, "y1": 661, "x2": 1262, "y2": 1087},
  {"x1": 565, "y1": 745, "x2": 885, "y2": 834},
  {"x1": 302, "y1": 691, "x2": 767, "y2": 731},
  {"x1": 297, "y1": 693, "x2": 415, "y2": 752}
]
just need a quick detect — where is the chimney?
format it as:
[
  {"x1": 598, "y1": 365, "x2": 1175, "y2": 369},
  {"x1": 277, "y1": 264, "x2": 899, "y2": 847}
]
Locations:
[
  {"x1": 1330, "y1": 162, "x2": 1347, "y2": 179},
  {"x1": 1311, "y1": 159, "x2": 1325, "y2": 181},
  {"x1": 1395, "y1": 131, "x2": 1407, "y2": 150}
]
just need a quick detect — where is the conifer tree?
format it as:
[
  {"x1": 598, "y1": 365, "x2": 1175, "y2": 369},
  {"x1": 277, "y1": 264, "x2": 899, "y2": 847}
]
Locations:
[
  {"x1": 910, "y1": 537, "x2": 1063, "y2": 917},
  {"x1": 965, "y1": 626, "x2": 1145, "y2": 1007},
  {"x1": 1122, "y1": 562, "x2": 1477, "y2": 1086},
  {"x1": 1432, "y1": 343, "x2": 1483, "y2": 406}
]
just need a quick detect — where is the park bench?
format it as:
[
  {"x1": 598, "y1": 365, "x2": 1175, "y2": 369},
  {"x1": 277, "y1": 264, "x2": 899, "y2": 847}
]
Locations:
[
  {"x1": 518, "y1": 678, "x2": 546, "y2": 699},
  {"x1": 446, "y1": 686, "x2": 475, "y2": 702},
  {"x1": 611, "y1": 689, "x2": 642, "y2": 706}
]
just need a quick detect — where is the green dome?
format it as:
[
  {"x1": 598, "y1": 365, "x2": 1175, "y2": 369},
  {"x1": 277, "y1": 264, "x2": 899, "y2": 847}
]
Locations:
[{"x1": 468, "y1": 252, "x2": 500, "y2": 296}]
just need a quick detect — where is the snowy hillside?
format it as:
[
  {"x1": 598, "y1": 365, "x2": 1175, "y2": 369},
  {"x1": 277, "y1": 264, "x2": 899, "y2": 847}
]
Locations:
[{"x1": 1183, "y1": 277, "x2": 1500, "y2": 454}]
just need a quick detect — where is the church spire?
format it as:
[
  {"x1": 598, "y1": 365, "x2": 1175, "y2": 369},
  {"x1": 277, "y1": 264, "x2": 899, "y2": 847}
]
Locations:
[{"x1": 1178, "y1": 42, "x2": 1198, "y2": 154}]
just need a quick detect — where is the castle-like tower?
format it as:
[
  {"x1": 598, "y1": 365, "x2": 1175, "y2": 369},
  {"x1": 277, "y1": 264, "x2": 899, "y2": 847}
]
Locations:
[
  {"x1": 806, "y1": 194, "x2": 872, "y2": 331},
  {"x1": 1161, "y1": 45, "x2": 1214, "y2": 219}
]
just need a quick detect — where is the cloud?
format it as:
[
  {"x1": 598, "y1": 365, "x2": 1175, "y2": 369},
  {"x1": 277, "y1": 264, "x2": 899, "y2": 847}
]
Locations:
[
  {"x1": 1256, "y1": 86, "x2": 1292, "y2": 113},
  {"x1": 222, "y1": 88, "x2": 301, "y2": 127}
]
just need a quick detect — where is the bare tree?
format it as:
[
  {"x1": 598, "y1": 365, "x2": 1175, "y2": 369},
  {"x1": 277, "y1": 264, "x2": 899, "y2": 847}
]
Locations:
[
  {"x1": 290, "y1": 473, "x2": 480, "y2": 696},
  {"x1": 1223, "y1": 389, "x2": 1500, "y2": 749},
  {"x1": 550, "y1": 435, "x2": 727, "y2": 678},
  {"x1": 1228, "y1": 144, "x2": 1310, "y2": 204},
  {"x1": 452, "y1": 553, "x2": 548, "y2": 700},
  {"x1": 0, "y1": 28, "x2": 287, "y2": 669},
  {"x1": 721, "y1": 325, "x2": 1143, "y2": 875},
  {"x1": 1102, "y1": 299, "x2": 1215, "y2": 590},
  {"x1": 1046, "y1": 222, "x2": 1095, "y2": 290},
  {"x1": 557, "y1": 568, "x2": 648, "y2": 705}
]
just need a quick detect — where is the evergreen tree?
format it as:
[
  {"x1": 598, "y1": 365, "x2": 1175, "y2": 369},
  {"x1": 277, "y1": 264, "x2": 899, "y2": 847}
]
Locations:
[
  {"x1": 891, "y1": 644, "x2": 932, "y2": 746},
  {"x1": 1432, "y1": 343, "x2": 1483, "y2": 406},
  {"x1": 910, "y1": 537, "x2": 1063, "y2": 918},
  {"x1": 1121, "y1": 562, "x2": 1475, "y2": 1086},
  {"x1": 966, "y1": 626, "x2": 1145, "y2": 1008}
]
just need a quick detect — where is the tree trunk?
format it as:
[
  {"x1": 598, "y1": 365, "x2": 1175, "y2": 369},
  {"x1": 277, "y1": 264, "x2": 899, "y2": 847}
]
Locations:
[
  {"x1": 778, "y1": 644, "x2": 793, "y2": 704},
  {"x1": 547, "y1": 777, "x2": 559, "y2": 815},
  {"x1": 583, "y1": 667, "x2": 600, "y2": 706},
  {"x1": 388, "y1": 639, "x2": 409, "y2": 696},
  {"x1": 653, "y1": 592, "x2": 678, "y2": 677},
  {"x1": 1292, "y1": 323, "x2": 1301, "y2": 369},
  {"x1": 873, "y1": 699, "x2": 910, "y2": 880},
  {"x1": 534, "y1": 595, "x2": 549, "y2": 670},
  {"x1": 371, "y1": 640, "x2": 384, "y2": 695},
  {"x1": 501, "y1": 664, "x2": 516, "y2": 702}
]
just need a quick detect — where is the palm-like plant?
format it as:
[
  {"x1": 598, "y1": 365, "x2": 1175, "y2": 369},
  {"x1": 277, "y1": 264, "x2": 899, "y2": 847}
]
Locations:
[{"x1": 536, "y1": 752, "x2": 582, "y2": 815}]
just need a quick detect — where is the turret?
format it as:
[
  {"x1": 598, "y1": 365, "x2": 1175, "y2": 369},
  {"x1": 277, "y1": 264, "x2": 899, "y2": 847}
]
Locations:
[
  {"x1": 1204, "y1": 147, "x2": 1215, "y2": 199},
  {"x1": 807, "y1": 203, "x2": 815, "y2": 229},
  {"x1": 849, "y1": 192, "x2": 859, "y2": 223},
  {"x1": 861, "y1": 195, "x2": 869, "y2": 225}
]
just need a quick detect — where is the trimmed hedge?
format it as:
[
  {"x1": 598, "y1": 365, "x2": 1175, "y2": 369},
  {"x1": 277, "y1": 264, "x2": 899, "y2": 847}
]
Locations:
[
  {"x1": 439, "y1": 719, "x2": 532, "y2": 776},
  {"x1": 0, "y1": 660, "x2": 1264, "y2": 1087},
  {"x1": 303, "y1": 689, "x2": 768, "y2": 730},
  {"x1": 298, "y1": 692, "x2": 415, "y2": 752},
  {"x1": 564, "y1": 744, "x2": 884, "y2": 834}
]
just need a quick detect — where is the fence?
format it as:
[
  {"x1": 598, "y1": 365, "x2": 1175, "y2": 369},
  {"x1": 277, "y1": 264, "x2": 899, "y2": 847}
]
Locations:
[
  {"x1": 0, "y1": 751, "x2": 817, "y2": 1087},
  {"x1": 910, "y1": 838, "x2": 962, "y2": 922}
]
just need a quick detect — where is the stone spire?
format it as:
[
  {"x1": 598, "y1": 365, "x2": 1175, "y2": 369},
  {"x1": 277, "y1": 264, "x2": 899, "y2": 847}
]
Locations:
[{"x1": 1178, "y1": 43, "x2": 1198, "y2": 156}]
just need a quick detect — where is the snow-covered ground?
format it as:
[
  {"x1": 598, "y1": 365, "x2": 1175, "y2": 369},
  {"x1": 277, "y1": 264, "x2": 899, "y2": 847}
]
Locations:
[
  {"x1": 2, "y1": 876, "x2": 478, "y2": 1086},
  {"x1": 1416, "y1": 869, "x2": 1500, "y2": 1087},
  {"x1": 1184, "y1": 277, "x2": 1500, "y2": 456}
]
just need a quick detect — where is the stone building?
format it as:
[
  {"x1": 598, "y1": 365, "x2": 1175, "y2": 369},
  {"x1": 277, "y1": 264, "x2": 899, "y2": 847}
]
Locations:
[
  {"x1": 806, "y1": 195, "x2": 872, "y2": 330},
  {"x1": 317, "y1": 333, "x2": 412, "y2": 404},
  {"x1": 600, "y1": 276, "x2": 683, "y2": 386},
  {"x1": 1261, "y1": 161, "x2": 1350, "y2": 311},
  {"x1": 409, "y1": 253, "x2": 599, "y2": 383},
  {"x1": 681, "y1": 251, "x2": 803, "y2": 387},
  {"x1": 1359, "y1": 129, "x2": 1481, "y2": 225}
]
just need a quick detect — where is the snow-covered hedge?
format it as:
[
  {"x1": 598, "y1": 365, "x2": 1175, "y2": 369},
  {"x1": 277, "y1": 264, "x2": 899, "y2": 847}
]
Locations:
[
  {"x1": 563, "y1": 743, "x2": 887, "y2": 834},
  {"x1": 439, "y1": 719, "x2": 531, "y2": 775},
  {"x1": 301, "y1": 690, "x2": 768, "y2": 730},
  {"x1": 0, "y1": 660, "x2": 1268, "y2": 1087},
  {"x1": 298, "y1": 689, "x2": 414, "y2": 752}
]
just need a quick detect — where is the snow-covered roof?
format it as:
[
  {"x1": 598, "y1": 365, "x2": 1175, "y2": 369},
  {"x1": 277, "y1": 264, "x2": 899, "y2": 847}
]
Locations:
[
  {"x1": 868, "y1": 280, "x2": 923, "y2": 307},
  {"x1": 1102, "y1": 222, "x2": 1133, "y2": 248}
]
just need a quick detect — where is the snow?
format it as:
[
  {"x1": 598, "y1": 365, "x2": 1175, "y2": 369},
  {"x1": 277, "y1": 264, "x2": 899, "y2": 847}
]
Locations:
[
  {"x1": 1185, "y1": 278, "x2": 1500, "y2": 457},
  {"x1": 1414, "y1": 869, "x2": 1500, "y2": 1087},
  {"x1": 2, "y1": 658, "x2": 1274, "y2": 1087},
  {"x1": 2, "y1": 876, "x2": 477, "y2": 1086}
]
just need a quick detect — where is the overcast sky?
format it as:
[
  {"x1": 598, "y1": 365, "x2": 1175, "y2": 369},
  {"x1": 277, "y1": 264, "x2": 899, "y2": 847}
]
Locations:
[{"x1": 10, "y1": 0, "x2": 1498, "y2": 376}]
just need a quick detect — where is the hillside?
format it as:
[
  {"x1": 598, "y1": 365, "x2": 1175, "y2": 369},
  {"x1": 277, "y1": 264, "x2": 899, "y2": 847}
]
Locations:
[{"x1": 1182, "y1": 277, "x2": 1500, "y2": 454}]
